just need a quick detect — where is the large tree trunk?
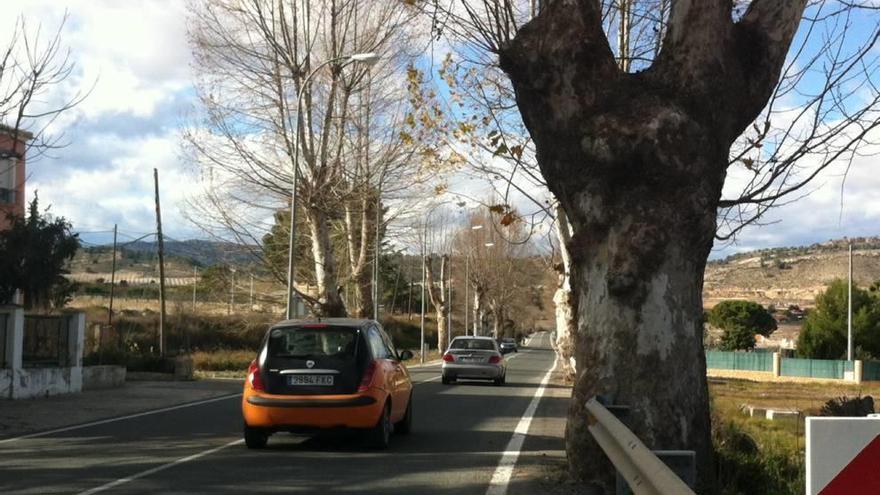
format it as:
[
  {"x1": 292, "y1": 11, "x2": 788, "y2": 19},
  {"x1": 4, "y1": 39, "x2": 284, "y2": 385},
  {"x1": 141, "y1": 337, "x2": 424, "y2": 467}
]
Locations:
[
  {"x1": 496, "y1": 2, "x2": 807, "y2": 491},
  {"x1": 345, "y1": 197, "x2": 375, "y2": 318},
  {"x1": 425, "y1": 254, "x2": 449, "y2": 353},
  {"x1": 306, "y1": 208, "x2": 347, "y2": 317},
  {"x1": 553, "y1": 206, "x2": 577, "y2": 381},
  {"x1": 491, "y1": 304, "x2": 503, "y2": 340},
  {"x1": 472, "y1": 285, "x2": 484, "y2": 336}
]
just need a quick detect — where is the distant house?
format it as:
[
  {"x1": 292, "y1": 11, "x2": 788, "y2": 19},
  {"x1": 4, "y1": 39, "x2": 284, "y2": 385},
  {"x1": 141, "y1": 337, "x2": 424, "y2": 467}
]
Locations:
[{"x1": 0, "y1": 123, "x2": 32, "y2": 231}]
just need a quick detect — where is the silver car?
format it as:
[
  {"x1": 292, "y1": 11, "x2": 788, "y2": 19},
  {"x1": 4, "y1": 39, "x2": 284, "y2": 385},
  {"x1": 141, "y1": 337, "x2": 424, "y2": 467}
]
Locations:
[{"x1": 441, "y1": 336, "x2": 507, "y2": 386}]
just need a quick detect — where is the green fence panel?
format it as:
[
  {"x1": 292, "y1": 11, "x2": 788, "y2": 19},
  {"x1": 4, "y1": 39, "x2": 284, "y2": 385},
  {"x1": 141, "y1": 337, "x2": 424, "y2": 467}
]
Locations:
[
  {"x1": 781, "y1": 358, "x2": 846, "y2": 379},
  {"x1": 706, "y1": 351, "x2": 772, "y2": 371},
  {"x1": 864, "y1": 361, "x2": 880, "y2": 381}
]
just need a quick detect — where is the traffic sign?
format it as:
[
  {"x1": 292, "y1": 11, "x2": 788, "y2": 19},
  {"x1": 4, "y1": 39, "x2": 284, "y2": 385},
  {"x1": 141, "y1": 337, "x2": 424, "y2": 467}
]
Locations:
[{"x1": 807, "y1": 417, "x2": 880, "y2": 494}]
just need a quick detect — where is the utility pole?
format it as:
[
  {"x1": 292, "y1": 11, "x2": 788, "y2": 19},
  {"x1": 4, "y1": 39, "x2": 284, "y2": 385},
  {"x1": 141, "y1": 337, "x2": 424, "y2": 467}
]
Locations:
[
  {"x1": 447, "y1": 256, "x2": 453, "y2": 349},
  {"x1": 848, "y1": 242, "x2": 853, "y2": 361},
  {"x1": 407, "y1": 259, "x2": 414, "y2": 321},
  {"x1": 250, "y1": 273, "x2": 254, "y2": 308},
  {"x1": 420, "y1": 227, "x2": 426, "y2": 364},
  {"x1": 192, "y1": 266, "x2": 197, "y2": 313},
  {"x1": 229, "y1": 267, "x2": 236, "y2": 315},
  {"x1": 373, "y1": 189, "x2": 381, "y2": 320},
  {"x1": 108, "y1": 224, "x2": 118, "y2": 328},
  {"x1": 464, "y1": 254, "x2": 469, "y2": 337},
  {"x1": 153, "y1": 168, "x2": 167, "y2": 357}
]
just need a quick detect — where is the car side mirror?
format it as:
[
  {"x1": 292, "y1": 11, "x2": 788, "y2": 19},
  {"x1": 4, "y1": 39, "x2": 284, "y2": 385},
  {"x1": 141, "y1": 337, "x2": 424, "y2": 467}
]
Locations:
[{"x1": 398, "y1": 349, "x2": 414, "y2": 361}]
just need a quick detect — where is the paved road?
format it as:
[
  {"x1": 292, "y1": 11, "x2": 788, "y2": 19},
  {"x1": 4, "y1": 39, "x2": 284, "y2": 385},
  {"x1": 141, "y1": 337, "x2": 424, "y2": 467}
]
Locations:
[{"x1": 0, "y1": 333, "x2": 563, "y2": 495}]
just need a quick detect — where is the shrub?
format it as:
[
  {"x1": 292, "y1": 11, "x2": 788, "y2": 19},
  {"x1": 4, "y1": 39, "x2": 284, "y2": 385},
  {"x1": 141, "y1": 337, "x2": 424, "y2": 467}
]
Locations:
[
  {"x1": 820, "y1": 395, "x2": 875, "y2": 417},
  {"x1": 713, "y1": 419, "x2": 803, "y2": 495}
]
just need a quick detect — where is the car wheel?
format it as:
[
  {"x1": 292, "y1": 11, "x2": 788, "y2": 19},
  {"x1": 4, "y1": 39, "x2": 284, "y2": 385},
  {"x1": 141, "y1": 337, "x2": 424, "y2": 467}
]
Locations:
[
  {"x1": 442, "y1": 374, "x2": 455, "y2": 385},
  {"x1": 395, "y1": 393, "x2": 413, "y2": 435},
  {"x1": 244, "y1": 424, "x2": 268, "y2": 449},
  {"x1": 368, "y1": 401, "x2": 392, "y2": 449},
  {"x1": 494, "y1": 375, "x2": 504, "y2": 386}
]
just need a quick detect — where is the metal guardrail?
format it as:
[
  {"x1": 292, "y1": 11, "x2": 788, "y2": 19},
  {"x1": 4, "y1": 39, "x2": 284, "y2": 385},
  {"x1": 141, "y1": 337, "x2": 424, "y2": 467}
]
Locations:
[{"x1": 585, "y1": 397, "x2": 695, "y2": 495}]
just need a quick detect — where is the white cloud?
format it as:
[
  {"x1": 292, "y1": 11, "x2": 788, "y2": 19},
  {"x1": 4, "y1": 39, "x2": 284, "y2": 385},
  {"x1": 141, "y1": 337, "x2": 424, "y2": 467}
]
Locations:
[
  {"x1": 5, "y1": 1, "x2": 196, "y2": 239},
  {"x1": 7, "y1": 0, "x2": 192, "y2": 124}
]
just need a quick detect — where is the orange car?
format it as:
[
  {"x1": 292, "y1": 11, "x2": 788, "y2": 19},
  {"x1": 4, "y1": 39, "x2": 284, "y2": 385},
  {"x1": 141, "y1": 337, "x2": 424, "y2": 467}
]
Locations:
[{"x1": 242, "y1": 318, "x2": 414, "y2": 449}]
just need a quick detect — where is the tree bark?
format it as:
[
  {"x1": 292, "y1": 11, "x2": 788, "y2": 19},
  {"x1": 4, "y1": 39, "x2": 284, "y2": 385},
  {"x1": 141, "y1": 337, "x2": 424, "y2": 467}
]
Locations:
[
  {"x1": 496, "y1": 1, "x2": 808, "y2": 490},
  {"x1": 472, "y1": 284, "x2": 484, "y2": 336},
  {"x1": 553, "y1": 206, "x2": 577, "y2": 381},
  {"x1": 425, "y1": 254, "x2": 449, "y2": 352},
  {"x1": 306, "y1": 207, "x2": 347, "y2": 317},
  {"x1": 345, "y1": 197, "x2": 375, "y2": 318},
  {"x1": 491, "y1": 304, "x2": 503, "y2": 340}
]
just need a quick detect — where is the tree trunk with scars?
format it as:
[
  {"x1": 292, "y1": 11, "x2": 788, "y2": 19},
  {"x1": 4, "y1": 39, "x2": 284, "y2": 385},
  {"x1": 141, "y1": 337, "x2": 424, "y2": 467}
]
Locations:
[
  {"x1": 425, "y1": 254, "x2": 449, "y2": 352},
  {"x1": 307, "y1": 208, "x2": 347, "y2": 317},
  {"x1": 491, "y1": 304, "x2": 504, "y2": 339},
  {"x1": 472, "y1": 284, "x2": 485, "y2": 336},
  {"x1": 554, "y1": 206, "x2": 577, "y2": 381},
  {"x1": 346, "y1": 196, "x2": 376, "y2": 318},
  {"x1": 497, "y1": 1, "x2": 807, "y2": 490}
]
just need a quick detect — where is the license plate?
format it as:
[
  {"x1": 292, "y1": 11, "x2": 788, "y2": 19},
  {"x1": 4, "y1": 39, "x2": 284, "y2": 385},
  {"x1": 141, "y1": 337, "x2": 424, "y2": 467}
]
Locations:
[
  {"x1": 459, "y1": 357, "x2": 478, "y2": 363},
  {"x1": 288, "y1": 375, "x2": 334, "y2": 386}
]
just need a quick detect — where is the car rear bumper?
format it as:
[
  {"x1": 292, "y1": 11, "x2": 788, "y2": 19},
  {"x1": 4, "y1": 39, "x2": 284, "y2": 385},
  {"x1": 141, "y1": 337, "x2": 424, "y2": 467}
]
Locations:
[
  {"x1": 243, "y1": 389, "x2": 383, "y2": 429},
  {"x1": 442, "y1": 363, "x2": 504, "y2": 379}
]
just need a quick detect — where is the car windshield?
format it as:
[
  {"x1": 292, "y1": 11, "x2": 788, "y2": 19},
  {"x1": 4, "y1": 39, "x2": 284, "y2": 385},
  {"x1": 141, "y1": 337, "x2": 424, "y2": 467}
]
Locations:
[
  {"x1": 449, "y1": 338, "x2": 495, "y2": 350},
  {"x1": 502, "y1": 338, "x2": 515, "y2": 343},
  {"x1": 268, "y1": 326, "x2": 358, "y2": 359}
]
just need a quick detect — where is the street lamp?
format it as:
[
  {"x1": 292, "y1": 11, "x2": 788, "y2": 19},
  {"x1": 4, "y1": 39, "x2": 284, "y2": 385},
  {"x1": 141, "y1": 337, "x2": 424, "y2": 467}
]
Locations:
[{"x1": 285, "y1": 52, "x2": 381, "y2": 320}]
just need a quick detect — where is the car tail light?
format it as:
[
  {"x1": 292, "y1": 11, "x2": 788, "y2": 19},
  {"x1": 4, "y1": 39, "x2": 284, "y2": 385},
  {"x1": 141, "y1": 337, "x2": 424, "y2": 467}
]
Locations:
[
  {"x1": 247, "y1": 359, "x2": 265, "y2": 391},
  {"x1": 442, "y1": 353, "x2": 455, "y2": 362},
  {"x1": 358, "y1": 360, "x2": 378, "y2": 392},
  {"x1": 489, "y1": 355, "x2": 501, "y2": 364}
]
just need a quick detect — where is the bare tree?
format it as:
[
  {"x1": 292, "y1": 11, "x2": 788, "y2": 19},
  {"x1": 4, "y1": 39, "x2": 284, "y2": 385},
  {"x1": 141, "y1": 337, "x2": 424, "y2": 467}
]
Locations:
[
  {"x1": 185, "y1": 0, "x2": 423, "y2": 316},
  {"x1": 413, "y1": 0, "x2": 880, "y2": 490},
  {"x1": 1, "y1": 14, "x2": 89, "y2": 162}
]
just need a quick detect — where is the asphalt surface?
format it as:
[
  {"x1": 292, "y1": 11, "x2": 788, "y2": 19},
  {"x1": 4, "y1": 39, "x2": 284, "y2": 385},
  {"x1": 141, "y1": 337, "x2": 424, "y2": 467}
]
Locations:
[{"x1": 0, "y1": 332, "x2": 565, "y2": 495}]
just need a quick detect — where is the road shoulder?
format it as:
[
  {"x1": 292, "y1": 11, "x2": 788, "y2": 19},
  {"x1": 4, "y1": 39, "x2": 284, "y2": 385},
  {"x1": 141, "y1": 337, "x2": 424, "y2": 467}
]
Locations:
[
  {"x1": 506, "y1": 355, "x2": 577, "y2": 495},
  {"x1": 0, "y1": 379, "x2": 241, "y2": 439}
]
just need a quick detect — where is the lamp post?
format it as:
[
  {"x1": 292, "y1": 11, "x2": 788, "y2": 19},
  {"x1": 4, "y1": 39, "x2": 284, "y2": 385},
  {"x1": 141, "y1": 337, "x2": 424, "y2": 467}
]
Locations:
[{"x1": 285, "y1": 52, "x2": 380, "y2": 320}]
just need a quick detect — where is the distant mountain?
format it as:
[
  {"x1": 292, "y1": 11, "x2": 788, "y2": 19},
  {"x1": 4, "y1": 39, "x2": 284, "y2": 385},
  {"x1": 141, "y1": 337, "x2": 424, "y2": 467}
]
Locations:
[
  {"x1": 704, "y1": 236, "x2": 880, "y2": 308},
  {"x1": 119, "y1": 239, "x2": 257, "y2": 267},
  {"x1": 70, "y1": 239, "x2": 260, "y2": 279}
]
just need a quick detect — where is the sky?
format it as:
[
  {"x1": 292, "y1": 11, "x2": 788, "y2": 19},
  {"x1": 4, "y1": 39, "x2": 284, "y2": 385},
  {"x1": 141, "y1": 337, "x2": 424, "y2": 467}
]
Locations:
[{"x1": 4, "y1": 1, "x2": 879, "y2": 259}]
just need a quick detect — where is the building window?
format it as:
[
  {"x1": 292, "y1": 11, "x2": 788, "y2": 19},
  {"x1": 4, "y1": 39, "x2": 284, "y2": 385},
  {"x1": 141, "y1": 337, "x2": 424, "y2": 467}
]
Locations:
[{"x1": 0, "y1": 157, "x2": 16, "y2": 204}]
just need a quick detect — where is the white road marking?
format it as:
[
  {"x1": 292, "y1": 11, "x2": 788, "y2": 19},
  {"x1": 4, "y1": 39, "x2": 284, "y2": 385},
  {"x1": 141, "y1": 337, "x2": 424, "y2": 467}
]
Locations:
[
  {"x1": 485, "y1": 356, "x2": 558, "y2": 495},
  {"x1": 75, "y1": 438, "x2": 244, "y2": 495},
  {"x1": 0, "y1": 393, "x2": 242, "y2": 444},
  {"x1": 414, "y1": 375, "x2": 442, "y2": 385}
]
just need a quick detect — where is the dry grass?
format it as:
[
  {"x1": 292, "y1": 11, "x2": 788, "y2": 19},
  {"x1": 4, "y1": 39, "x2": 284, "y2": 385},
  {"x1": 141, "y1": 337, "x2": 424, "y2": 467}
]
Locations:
[
  {"x1": 710, "y1": 377, "x2": 880, "y2": 414},
  {"x1": 709, "y1": 377, "x2": 879, "y2": 494}
]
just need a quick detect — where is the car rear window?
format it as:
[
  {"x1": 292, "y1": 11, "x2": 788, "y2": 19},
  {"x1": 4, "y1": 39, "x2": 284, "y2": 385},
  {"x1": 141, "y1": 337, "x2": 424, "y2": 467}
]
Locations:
[
  {"x1": 268, "y1": 326, "x2": 358, "y2": 358},
  {"x1": 450, "y1": 339, "x2": 495, "y2": 350},
  {"x1": 502, "y1": 338, "x2": 515, "y2": 343}
]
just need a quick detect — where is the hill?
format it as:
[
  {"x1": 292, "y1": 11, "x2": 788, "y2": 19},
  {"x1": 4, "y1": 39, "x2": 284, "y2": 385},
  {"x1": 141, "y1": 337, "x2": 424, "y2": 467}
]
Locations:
[
  {"x1": 68, "y1": 240, "x2": 259, "y2": 286},
  {"x1": 704, "y1": 236, "x2": 880, "y2": 308}
]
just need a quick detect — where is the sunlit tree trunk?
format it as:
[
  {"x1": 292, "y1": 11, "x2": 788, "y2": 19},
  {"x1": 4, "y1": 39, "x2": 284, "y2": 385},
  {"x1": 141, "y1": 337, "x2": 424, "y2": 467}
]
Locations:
[
  {"x1": 498, "y1": 1, "x2": 807, "y2": 490},
  {"x1": 307, "y1": 208, "x2": 347, "y2": 316},
  {"x1": 425, "y1": 254, "x2": 449, "y2": 352},
  {"x1": 553, "y1": 206, "x2": 577, "y2": 380}
]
